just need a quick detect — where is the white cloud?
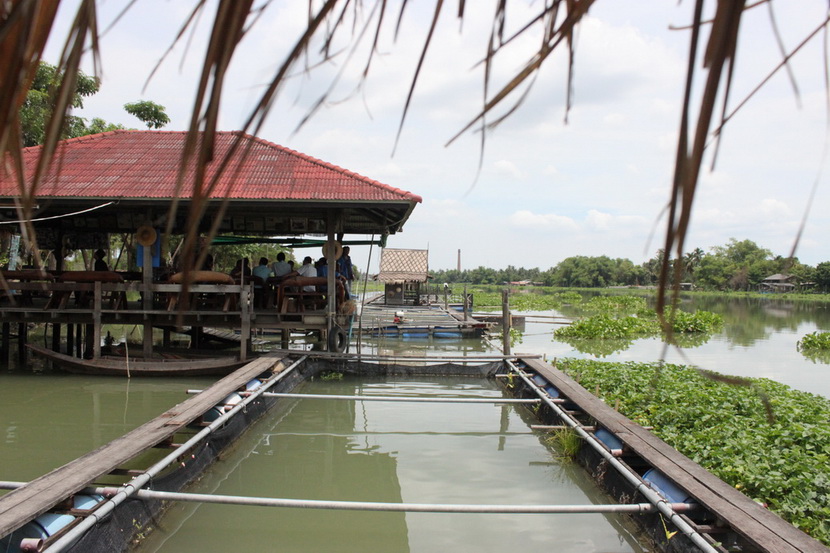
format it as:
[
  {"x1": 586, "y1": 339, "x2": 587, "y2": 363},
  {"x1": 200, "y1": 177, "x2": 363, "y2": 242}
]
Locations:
[
  {"x1": 493, "y1": 159, "x2": 523, "y2": 179},
  {"x1": 508, "y1": 210, "x2": 579, "y2": 231}
]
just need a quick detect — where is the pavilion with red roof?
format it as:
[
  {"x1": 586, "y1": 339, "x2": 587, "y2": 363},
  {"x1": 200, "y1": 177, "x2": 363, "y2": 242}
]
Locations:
[{"x1": 0, "y1": 130, "x2": 422, "y2": 358}]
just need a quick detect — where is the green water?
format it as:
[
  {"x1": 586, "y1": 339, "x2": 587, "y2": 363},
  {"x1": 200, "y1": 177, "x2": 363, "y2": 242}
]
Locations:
[
  {"x1": 0, "y1": 373, "x2": 213, "y2": 483},
  {"x1": 135, "y1": 377, "x2": 645, "y2": 553}
]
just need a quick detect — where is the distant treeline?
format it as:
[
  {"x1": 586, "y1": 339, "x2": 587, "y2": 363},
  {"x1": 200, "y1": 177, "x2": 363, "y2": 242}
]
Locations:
[{"x1": 431, "y1": 239, "x2": 830, "y2": 292}]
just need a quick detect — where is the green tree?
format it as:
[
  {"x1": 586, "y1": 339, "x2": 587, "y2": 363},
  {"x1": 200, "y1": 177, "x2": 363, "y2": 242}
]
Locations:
[
  {"x1": 124, "y1": 100, "x2": 171, "y2": 129},
  {"x1": 815, "y1": 262, "x2": 830, "y2": 292},
  {"x1": 695, "y1": 254, "x2": 734, "y2": 290},
  {"x1": 87, "y1": 117, "x2": 125, "y2": 135},
  {"x1": 20, "y1": 62, "x2": 100, "y2": 146},
  {"x1": 683, "y1": 247, "x2": 705, "y2": 282}
]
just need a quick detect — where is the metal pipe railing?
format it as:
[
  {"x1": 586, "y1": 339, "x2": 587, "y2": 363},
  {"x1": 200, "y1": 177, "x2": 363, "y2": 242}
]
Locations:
[
  {"x1": 185, "y1": 390, "x2": 544, "y2": 404},
  {"x1": 505, "y1": 360, "x2": 720, "y2": 553},
  {"x1": 0, "y1": 481, "x2": 697, "y2": 515},
  {"x1": 44, "y1": 355, "x2": 306, "y2": 553}
]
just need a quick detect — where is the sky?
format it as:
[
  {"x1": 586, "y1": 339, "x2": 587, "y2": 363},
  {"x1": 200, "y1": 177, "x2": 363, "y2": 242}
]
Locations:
[{"x1": 42, "y1": 1, "x2": 830, "y2": 274}]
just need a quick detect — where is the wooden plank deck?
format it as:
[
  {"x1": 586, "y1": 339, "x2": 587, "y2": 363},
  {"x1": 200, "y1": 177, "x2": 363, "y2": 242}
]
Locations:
[
  {"x1": 359, "y1": 303, "x2": 488, "y2": 337},
  {"x1": 522, "y1": 357, "x2": 828, "y2": 553},
  {"x1": 0, "y1": 352, "x2": 288, "y2": 538}
]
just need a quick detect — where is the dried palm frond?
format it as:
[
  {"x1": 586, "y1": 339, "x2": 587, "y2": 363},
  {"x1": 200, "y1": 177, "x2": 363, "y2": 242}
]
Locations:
[
  {"x1": 0, "y1": 0, "x2": 100, "y2": 304},
  {"x1": 2, "y1": 0, "x2": 826, "y2": 305}
]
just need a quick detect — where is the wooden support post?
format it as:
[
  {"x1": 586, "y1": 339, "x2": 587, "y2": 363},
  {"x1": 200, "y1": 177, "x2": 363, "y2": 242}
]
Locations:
[
  {"x1": 93, "y1": 281, "x2": 102, "y2": 360},
  {"x1": 75, "y1": 324, "x2": 82, "y2": 357},
  {"x1": 17, "y1": 322, "x2": 26, "y2": 364},
  {"x1": 281, "y1": 328, "x2": 289, "y2": 349},
  {"x1": 2, "y1": 322, "x2": 10, "y2": 366},
  {"x1": 142, "y1": 239, "x2": 153, "y2": 359},
  {"x1": 84, "y1": 324, "x2": 93, "y2": 359},
  {"x1": 501, "y1": 288, "x2": 511, "y2": 356},
  {"x1": 325, "y1": 213, "x2": 336, "y2": 351},
  {"x1": 51, "y1": 323, "x2": 61, "y2": 353},
  {"x1": 463, "y1": 284, "x2": 468, "y2": 321},
  {"x1": 66, "y1": 324, "x2": 74, "y2": 357},
  {"x1": 239, "y1": 284, "x2": 249, "y2": 361},
  {"x1": 162, "y1": 327, "x2": 171, "y2": 348}
]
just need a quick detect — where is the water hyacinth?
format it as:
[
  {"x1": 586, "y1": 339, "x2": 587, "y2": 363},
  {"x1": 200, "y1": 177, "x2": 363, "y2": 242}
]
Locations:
[
  {"x1": 558, "y1": 359, "x2": 830, "y2": 545},
  {"x1": 797, "y1": 331, "x2": 830, "y2": 351}
]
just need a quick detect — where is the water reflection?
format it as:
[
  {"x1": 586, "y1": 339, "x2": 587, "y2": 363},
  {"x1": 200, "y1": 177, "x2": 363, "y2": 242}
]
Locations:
[{"x1": 512, "y1": 295, "x2": 830, "y2": 398}]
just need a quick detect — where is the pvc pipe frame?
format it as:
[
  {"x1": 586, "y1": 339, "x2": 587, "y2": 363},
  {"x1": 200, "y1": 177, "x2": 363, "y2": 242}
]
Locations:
[
  {"x1": 505, "y1": 361, "x2": 720, "y2": 553},
  {"x1": 0, "y1": 481, "x2": 696, "y2": 515},
  {"x1": 185, "y1": 390, "x2": 544, "y2": 404},
  {"x1": 44, "y1": 355, "x2": 308, "y2": 553}
]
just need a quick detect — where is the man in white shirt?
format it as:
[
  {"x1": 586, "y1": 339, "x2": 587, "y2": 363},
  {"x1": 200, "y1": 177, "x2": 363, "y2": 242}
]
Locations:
[{"x1": 297, "y1": 256, "x2": 317, "y2": 291}]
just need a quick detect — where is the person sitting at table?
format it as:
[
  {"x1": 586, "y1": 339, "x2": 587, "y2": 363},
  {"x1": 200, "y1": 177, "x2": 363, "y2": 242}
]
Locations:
[
  {"x1": 316, "y1": 257, "x2": 345, "y2": 284},
  {"x1": 271, "y1": 251, "x2": 293, "y2": 279},
  {"x1": 316, "y1": 257, "x2": 346, "y2": 298},
  {"x1": 93, "y1": 249, "x2": 108, "y2": 271},
  {"x1": 202, "y1": 252, "x2": 214, "y2": 271},
  {"x1": 252, "y1": 257, "x2": 272, "y2": 308},
  {"x1": 297, "y1": 256, "x2": 317, "y2": 291},
  {"x1": 230, "y1": 258, "x2": 251, "y2": 280}
]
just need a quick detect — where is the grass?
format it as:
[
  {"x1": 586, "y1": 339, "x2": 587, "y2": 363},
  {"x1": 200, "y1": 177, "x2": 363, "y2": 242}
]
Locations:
[{"x1": 544, "y1": 428, "x2": 582, "y2": 460}]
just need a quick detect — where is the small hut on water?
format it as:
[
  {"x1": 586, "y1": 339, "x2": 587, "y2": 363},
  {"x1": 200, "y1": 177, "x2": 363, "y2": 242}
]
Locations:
[
  {"x1": 376, "y1": 248, "x2": 429, "y2": 305},
  {"x1": 0, "y1": 130, "x2": 421, "y2": 359}
]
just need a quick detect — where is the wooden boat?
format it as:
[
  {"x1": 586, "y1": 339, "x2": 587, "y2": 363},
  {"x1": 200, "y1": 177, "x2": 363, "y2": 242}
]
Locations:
[{"x1": 27, "y1": 344, "x2": 250, "y2": 377}]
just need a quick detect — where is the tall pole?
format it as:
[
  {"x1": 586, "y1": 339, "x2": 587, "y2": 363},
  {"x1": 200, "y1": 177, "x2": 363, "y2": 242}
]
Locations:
[
  {"x1": 501, "y1": 288, "x2": 511, "y2": 355},
  {"x1": 142, "y1": 232, "x2": 153, "y2": 359}
]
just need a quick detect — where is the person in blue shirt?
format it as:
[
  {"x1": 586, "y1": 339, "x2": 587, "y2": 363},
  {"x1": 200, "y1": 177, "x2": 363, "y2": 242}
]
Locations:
[{"x1": 337, "y1": 246, "x2": 354, "y2": 296}]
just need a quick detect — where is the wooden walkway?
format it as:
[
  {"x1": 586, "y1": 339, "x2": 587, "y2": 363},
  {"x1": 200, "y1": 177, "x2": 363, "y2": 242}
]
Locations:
[
  {"x1": 0, "y1": 353, "x2": 288, "y2": 538},
  {"x1": 522, "y1": 357, "x2": 828, "y2": 553}
]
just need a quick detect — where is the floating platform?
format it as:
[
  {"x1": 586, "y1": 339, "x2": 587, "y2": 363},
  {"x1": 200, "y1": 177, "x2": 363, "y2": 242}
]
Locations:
[
  {"x1": 358, "y1": 302, "x2": 489, "y2": 339},
  {"x1": 1, "y1": 353, "x2": 826, "y2": 553}
]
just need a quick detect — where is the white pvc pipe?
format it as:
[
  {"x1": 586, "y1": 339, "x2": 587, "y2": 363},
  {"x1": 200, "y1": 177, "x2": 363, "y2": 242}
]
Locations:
[
  {"x1": 185, "y1": 390, "x2": 544, "y2": 404},
  {"x1": 0, "y1": 482, "x2": 698, "y2": 515}
]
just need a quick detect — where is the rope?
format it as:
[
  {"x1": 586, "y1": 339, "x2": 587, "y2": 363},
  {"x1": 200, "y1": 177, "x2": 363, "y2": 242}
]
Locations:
[{"x1": 0, "y1": 201, "x2": 115, "y2": 225}]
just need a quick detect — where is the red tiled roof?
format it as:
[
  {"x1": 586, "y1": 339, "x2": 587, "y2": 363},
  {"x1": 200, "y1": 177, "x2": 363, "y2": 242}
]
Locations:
[{"x1": 1, "y1": 130, "x2": 422, "y2": 204}]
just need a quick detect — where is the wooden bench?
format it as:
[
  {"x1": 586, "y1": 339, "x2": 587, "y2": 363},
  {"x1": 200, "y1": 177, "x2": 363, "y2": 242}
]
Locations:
[
  {"x1": 167, "y1": 271, "x2": 237, "y2": 311},
  {"x1": 45, "y1": 271, "x2": 126, "y2": 310}
]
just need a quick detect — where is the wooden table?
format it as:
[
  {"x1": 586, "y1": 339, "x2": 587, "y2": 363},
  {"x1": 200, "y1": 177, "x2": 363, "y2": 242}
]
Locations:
[
  {"x1": 276, "y1": 276, "x2": 344, "y2": 312},
  {"x1": 167, "y1": 271, "x2": 236, "y2": 311},
  {"x1": 45, "y1": 271, "x2": 126, "y2": 310},
  {"x1": 0, "y1": 270, "x2": 56, "y2": 305}
]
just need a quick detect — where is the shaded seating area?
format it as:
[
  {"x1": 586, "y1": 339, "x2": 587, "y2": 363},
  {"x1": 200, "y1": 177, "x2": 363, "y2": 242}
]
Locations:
[{"x1": 0, "y1": 130, "x2": 422, "y2": 357}]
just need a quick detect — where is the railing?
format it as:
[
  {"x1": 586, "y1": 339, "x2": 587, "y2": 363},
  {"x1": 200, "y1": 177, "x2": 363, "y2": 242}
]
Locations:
[
  {"x1": 420, "y1": 292, "x2": 473, "y2": 308},
  {"x1": 0, "y1": 281, "x2": 251, "y2": 314},
  {"x1": 0, "y1": 280, "x2": 255, "y2": 360}
]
